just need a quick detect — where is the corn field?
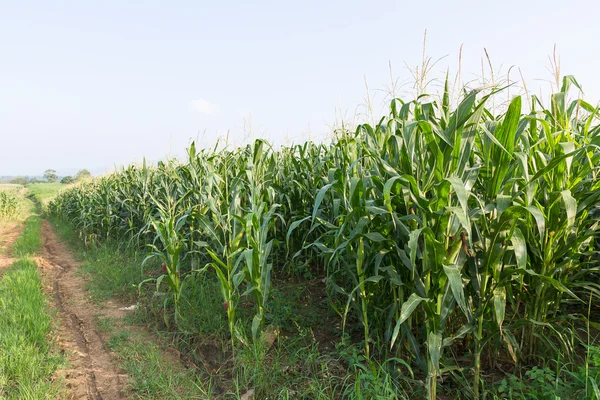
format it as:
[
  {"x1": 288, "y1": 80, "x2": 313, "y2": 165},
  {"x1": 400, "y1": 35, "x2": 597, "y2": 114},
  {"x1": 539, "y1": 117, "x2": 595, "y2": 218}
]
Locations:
[
  {"x1": 0, "y1": 191, "x2": 19, "y2": 219},
  {"x1": 49, "y1": 76, "x2": 600, "y2": 398}
]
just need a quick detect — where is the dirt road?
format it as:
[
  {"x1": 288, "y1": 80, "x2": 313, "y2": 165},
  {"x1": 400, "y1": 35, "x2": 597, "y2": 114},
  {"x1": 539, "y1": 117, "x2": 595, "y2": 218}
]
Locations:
[
  {"x1": 0, "y1": 221, "x2": 21, "y2": 270},
  {"x1": 37, "y1": 220, "x2": 130, "y2": 400}
]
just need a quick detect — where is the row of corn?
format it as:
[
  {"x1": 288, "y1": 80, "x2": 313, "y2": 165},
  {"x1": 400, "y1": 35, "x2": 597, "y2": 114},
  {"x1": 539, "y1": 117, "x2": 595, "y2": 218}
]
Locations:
[
  {"x1": 0, "y1": 191, "x2": 19, "y2": 219},
  {"x1": 49, "y1": 76, "x2": 600, "y2": 398}
]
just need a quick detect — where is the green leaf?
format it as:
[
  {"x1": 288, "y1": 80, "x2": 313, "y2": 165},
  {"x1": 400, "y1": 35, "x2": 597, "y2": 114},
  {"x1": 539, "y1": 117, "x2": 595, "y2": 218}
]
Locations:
[
  {"x1": 364, "y1": 232, "x2": 388, "y2": 242},
  {"x1": 233, "y1": 270, "x2": 245, "y2": 288},
  {"x1": 525, "y1": 206, "x2": 546, "y2": 240},
  {"x1": 252, "y1": 314, "x2": 263, "y2": 342},
  {"x1": 311, "y1": 183, "x2": 334, "y2": 223},
  {"x1": 427, "y1": 331, "x2": 442, "y2": 375},
  {"x1": 511, "y1": 227, "x2": 527, "y2": 269},
  {"x1": 446, "y1": 175, "x2": 469, "y2": 214},
  {"x1": 156, "y1": 274, "x2": 166, "y2": 292},
  {"x1": 493, "y1": 287, "x2": 506, "y2": 329},
  {"x1": 560, "y1": 190, "x2": 576, "y2": 231},
  {"x1": 408, "y1": 229, "x2": 423, "y2": 272},
  {"x1": 528, "y1": 148, "x2": 583, "y2": 184},
  {"x1": 390, "y1": 293, "x2": 429, "y2": 349},
  {"x1": 442, "y1": 323, "x2": 474, "y2": 348},
  {"x1": 286, "y1": 216, "x2": 311, "y2": 245},
  {"x1": 383, "y1": 176, "x2": 401, "y2": 214},
  {"x1": 443, "y1": 264, "x2": 469, "y2": 319},
  {"x1": 590, "y1": 376, "x2": 600, "y2": 400},
  {"x1": 522, "y1": 269, "x2": 581, "y2": 301}
]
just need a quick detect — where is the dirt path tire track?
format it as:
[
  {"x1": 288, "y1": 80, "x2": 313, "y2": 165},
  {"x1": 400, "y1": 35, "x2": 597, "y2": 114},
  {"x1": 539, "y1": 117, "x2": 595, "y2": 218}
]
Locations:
[
  {"x1": 37, "y1": 220, "x2": 129, "y2": 400},
  {"x1": 0, "y1": 221, "x2": 22, "y2": 270}
]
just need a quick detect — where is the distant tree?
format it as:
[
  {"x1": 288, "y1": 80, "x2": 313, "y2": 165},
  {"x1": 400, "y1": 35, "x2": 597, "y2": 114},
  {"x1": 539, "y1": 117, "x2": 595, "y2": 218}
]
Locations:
[
  {"x1": 75, "y1": 169, "x2": 92, "y2": 181},
  {"x1": 10, "y1": 177, "x2": 29, "y2": 185},
  {"x1": 61, "y1": 176, "x2": 74, "y2": 184},
  {"x1": 44, "y1": 169, "x2": 58, "y2": 182}
]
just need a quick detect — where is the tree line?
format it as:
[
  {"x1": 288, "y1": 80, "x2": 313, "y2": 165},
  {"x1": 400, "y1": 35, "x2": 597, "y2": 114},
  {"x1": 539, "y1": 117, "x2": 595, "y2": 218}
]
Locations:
[{"x1": 5, "y1": 169, "x2": 92, "y2": 185}]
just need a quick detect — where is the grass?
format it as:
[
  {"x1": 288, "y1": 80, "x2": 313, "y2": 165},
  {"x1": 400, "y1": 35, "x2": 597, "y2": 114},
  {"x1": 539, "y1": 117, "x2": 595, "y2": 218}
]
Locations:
[
  {"x1": 97, "y1": 316, "x2": 212, "y2": 399},
  {"x1": 0, "y1": 214, "x2": 63, "y2": 399},
  {"x1": 26, "y1": 182, "x2": 65, "y2": 209},
  {"x1": 12, "y1": 216, "x2": 42, "y2": 257},
  {"x1": 50, "y1": 217, "x2": 148, "y2": 301}
]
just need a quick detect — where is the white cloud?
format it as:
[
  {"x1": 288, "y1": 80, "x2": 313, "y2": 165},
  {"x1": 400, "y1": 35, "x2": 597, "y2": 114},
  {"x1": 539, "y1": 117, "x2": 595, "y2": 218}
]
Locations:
[{"x1": 189, "y1": 98, "x2": 219, "y2": 115}]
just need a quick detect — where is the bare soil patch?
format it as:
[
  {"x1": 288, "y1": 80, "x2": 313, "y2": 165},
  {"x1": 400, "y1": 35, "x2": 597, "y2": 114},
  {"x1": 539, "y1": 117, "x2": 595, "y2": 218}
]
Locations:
[{"x1": 0, "y1": 221, "x2": 22, "y2": 270}]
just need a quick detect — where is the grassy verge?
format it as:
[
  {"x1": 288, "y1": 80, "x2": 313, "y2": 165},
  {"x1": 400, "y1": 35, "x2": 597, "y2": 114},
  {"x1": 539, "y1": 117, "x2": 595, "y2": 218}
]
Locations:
[
  {"x1": 50, "y1": 217, "x2": 148, "y2": 301},
  {"x1": 26, "y1": 183, "x2": 64, "y2": 210},
  {"x1": 12, "y1": 216, "x2": 42, "y2": 257},
  {"x1": 96, "y1": 315, "x2": 211, "y2": 399},
  {"x1": 0, "y1": 216, "x2": 63, "y2": 399}
]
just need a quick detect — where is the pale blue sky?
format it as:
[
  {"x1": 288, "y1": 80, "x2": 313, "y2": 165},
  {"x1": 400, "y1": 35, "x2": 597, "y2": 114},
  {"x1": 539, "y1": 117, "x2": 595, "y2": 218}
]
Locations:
[{"x1": 1, "y1": 0, "x2": 599, "y2": 176}]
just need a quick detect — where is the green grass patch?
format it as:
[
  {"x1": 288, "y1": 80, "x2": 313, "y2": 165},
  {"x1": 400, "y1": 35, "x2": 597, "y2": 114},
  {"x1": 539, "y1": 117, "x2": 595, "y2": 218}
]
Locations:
[
  {"x1": 0, "y1": 260, "x2": 64, "y2": 399},
  {"x1": 99, "y1": 317, "x2": 211, "y2": 399},
  {"x1": 12, "y1": 216, "x2": 42, "y2": 258},
  {"x1": 77, "y1": 242, "x2": 146, "y2": 301},
  {"x1": 50, "y1": 217, "x2": 146, "y2": 301},
  {"x1": 26, "y1": 183, "x2": 64, "y2": 209},
  {"x1": 0, "y1": 209, "x2": 63, "y2": 398}
]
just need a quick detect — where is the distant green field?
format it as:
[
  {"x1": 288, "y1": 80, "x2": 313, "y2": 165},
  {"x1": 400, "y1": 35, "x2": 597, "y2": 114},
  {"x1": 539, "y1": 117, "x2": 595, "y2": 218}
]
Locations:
[
  {"x1": 26, "y1": 183, "x2": 65, "y2": 208},
  {"x1": 0, "y1": 184, "x2": 23, "y2": 191}
]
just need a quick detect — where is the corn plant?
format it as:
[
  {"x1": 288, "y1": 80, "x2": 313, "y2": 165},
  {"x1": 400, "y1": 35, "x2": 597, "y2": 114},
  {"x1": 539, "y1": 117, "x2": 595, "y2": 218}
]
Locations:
[
  {"x1": 141, "y1": 214, "x2": 188, "y2": 321},
  {"x1": 194, "y1": 149, "x2": 248, "y2": 351},
  {"x1": 0, "y1": 191, "x2": 19, "y2": 219}
]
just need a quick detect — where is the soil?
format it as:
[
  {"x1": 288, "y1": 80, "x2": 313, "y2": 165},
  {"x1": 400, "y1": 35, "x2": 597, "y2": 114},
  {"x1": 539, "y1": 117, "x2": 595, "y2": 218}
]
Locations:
[
  {"x1": 0, "y1": 221, "x2": 22, "y2": 270},
  {"x1": 37, "y1": 220, "x2": 130, "y2": 400}
]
